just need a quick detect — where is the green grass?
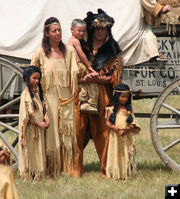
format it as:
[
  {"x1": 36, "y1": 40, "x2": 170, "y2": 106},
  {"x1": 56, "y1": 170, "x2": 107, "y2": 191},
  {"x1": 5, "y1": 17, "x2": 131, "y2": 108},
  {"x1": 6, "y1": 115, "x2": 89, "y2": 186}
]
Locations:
[{"x1": 2, "y1": 98, "x2": 180, "y2": 199}]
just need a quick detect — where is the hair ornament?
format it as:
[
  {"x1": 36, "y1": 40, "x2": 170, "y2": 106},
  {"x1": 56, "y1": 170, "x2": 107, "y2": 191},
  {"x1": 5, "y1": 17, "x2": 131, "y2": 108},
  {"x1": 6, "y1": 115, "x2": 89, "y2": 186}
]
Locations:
[
  {"x1": 44, "y1": 22, "x2": 60, "y2": 28},
  {"x1": 113, "y1": 89, "x2": 132, "y2": 96},
  {"x1": 92, "y1": 18, "x2": 113, "y2": 28}
]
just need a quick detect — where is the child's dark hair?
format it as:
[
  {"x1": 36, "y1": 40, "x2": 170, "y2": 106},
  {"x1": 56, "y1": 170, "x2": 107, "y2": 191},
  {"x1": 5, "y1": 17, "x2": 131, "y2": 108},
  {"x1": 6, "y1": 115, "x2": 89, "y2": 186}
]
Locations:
[
  {"x1": 108, "y1": 83, "x2": 133, "y2": 124},
  {"x1": 23, "y1": 65, "x2": 43, "y2": 110}
]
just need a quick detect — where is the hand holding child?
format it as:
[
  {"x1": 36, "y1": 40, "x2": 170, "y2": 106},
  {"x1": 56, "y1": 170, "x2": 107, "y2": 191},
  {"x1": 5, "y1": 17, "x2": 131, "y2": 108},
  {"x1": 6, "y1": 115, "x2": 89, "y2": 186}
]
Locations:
[
  {"x1": 83, "y1": 73, "x2": 97, "y2": 82},
  {"x1": 88, "y1": 67, "x2": 99, "y2": 77}
]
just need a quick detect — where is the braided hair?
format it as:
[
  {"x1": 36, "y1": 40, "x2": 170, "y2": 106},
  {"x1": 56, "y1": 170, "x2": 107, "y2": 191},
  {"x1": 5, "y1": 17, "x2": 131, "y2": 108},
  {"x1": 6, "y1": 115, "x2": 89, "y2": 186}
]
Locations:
[
  {"x1": 108, "y1": 83, "x2": 133, "y2": 124},
  {"x1": 23, "y1": 65, "x2": 43, "y2": 110}
]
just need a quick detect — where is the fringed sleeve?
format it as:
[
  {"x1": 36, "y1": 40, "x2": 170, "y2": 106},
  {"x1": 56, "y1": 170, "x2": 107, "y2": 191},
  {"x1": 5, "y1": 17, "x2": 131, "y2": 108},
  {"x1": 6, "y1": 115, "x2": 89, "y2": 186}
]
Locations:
[
  {"x1": 18, "y1": 91, "x2": 30, "y2": 142},
  {"x1": 30, "y1": 48, "x2": 47, "y2": 92},
  {"x1": 141, "y1": 0, "x2": 163, "y2": 26},
  {"x1": 18, "y1": 89, "x2": 40, "y2": 176},
  {"x1": 141, "y1": 0, "x2": 163, "y2": 17},
  {"x1": 19, "y1": 90, "x2": 40, "y2": 149},
  {"x1": 152, "y1": 3, "x2": 164, "y2": 17},
  {"x1": 141, "y1": 0, "x2": 180, "y2": 35},
  {"x1": 30, "y1": 48, "x2": 42, "y2": 68},
  {"x1": 129, "y1": 113, "x2": 141, "y2": 134},
  {"x1": 18, "y1": 90, "x2": 29, "y2": 177},
  {"x1": 68, "y1": 46, "x2": 79, "y2": 95}
]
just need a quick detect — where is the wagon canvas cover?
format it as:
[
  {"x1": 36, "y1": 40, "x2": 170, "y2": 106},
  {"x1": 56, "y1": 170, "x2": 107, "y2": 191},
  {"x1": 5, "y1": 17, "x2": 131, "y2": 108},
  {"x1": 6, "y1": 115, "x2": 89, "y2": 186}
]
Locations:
[{"x1": 0, "y1": 0, "x2": 158, "y2": 66}]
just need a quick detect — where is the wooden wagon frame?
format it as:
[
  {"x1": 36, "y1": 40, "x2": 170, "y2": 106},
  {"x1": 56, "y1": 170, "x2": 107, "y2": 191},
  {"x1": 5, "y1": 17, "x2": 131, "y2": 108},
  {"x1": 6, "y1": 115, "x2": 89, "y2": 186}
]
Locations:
[{"x1": 1, "y1": 24, "x2": 180, "y2": 171}]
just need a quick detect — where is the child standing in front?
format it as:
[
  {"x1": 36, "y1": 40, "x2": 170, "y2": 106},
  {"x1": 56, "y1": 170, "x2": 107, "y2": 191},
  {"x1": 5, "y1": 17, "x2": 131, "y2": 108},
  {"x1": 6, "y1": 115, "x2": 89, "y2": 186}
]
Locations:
[
  {"x1": 18, "y1": 65, "x2": 49, "y2": 180},
  {"x1": 68, "y1": 19, "x2": 99, "y2": 114},
  {"x1": 105, "y1": 83, "x2": 140, "y2": 180}
]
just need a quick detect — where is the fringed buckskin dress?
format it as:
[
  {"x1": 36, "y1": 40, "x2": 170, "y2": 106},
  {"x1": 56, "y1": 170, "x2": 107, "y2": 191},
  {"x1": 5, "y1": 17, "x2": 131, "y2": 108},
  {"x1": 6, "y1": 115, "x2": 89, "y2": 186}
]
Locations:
[
  {"x1": 105, "y1": 106, "x2": 141, "y2": 180},
  {"x1": 18, "y1": 88, "x2": 46, "y2": 180},
  {"x1": 31, "y1": 45, "x2": 78, "y2": 176}
]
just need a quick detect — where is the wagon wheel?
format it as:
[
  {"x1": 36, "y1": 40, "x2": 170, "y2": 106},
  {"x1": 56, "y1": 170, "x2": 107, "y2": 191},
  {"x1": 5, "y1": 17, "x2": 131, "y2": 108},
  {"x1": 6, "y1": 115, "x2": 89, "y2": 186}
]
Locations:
[
  {"x1": 0, "y1": 57, "x2": 24, "y2": 169},
  {"x1": 151, "y1": 78, "x2": 180, "y2": 171}
]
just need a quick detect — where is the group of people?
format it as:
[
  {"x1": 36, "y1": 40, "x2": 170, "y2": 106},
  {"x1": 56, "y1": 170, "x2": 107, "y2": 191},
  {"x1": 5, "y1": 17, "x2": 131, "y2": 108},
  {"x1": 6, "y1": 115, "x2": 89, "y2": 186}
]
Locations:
[
  {"x1": 0, "y1": 5, "x2": 174, "y2": 197},
  {"x1": 17, "y1": 0, "x2": 174, "y2": 181},
  {"x1": 18, "y1": 9, "x2": 140, "y2": 181},
  {"x1": 0, "y1": 2, "x2": 177, "y2": 199}
]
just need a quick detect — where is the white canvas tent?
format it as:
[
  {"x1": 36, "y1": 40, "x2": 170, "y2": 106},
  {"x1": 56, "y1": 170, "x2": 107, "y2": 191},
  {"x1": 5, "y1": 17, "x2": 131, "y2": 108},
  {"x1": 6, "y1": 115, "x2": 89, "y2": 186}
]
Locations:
[{"x1": 0, "y1": 0, "x2": 159, "y2": 66}]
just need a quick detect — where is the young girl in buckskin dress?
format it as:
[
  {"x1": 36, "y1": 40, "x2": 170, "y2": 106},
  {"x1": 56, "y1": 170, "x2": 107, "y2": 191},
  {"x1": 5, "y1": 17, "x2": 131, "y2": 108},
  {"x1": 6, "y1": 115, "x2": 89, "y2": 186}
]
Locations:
[
  {"x1": 106, "y1": 83, "x2": 140, "y2": 180},
  {"x1": 18, "y1": 65, "x2": 49, "y2": 180}
]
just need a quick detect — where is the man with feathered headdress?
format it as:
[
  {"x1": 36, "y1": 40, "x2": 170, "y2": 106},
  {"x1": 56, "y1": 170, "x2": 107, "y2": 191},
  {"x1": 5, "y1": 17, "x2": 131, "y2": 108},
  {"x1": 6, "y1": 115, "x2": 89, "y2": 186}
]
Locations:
[{"x1": 74, "y1": 9, "x2": 123, "y2": 177}]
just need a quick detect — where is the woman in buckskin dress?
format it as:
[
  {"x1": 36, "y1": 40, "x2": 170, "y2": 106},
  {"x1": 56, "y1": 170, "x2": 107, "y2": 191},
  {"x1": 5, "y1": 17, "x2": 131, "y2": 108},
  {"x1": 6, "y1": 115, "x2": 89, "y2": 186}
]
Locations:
[{"x1": 31, "y1": 17, "x2": 79, "y2": 177}]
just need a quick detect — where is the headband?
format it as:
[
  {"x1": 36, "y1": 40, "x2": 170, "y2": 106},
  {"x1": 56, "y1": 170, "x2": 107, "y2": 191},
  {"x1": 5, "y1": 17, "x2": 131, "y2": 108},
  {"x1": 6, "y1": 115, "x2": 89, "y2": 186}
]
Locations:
[
  {"x1": 113, "y1": 89, "x2": 132, "y2": 95},
  {"x1": 44, "y1": 22, "x2": 60, "y2": 28}
]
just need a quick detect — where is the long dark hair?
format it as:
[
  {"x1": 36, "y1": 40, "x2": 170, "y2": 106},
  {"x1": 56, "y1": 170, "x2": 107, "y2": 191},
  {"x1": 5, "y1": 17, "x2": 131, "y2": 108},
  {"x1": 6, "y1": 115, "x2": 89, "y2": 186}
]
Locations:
[
  {"x1": 23, "y1": 65, "x2": 44, "y2": 110},
  {"x1": 42, "y1": 17, "x2": 66, "y2": 57},
  {"x1": 83, "y1": 9, "x2": 120, "y2": 71},
  {"x1": 108, "y1": 83, "x2": 133, "y2": 124}
]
